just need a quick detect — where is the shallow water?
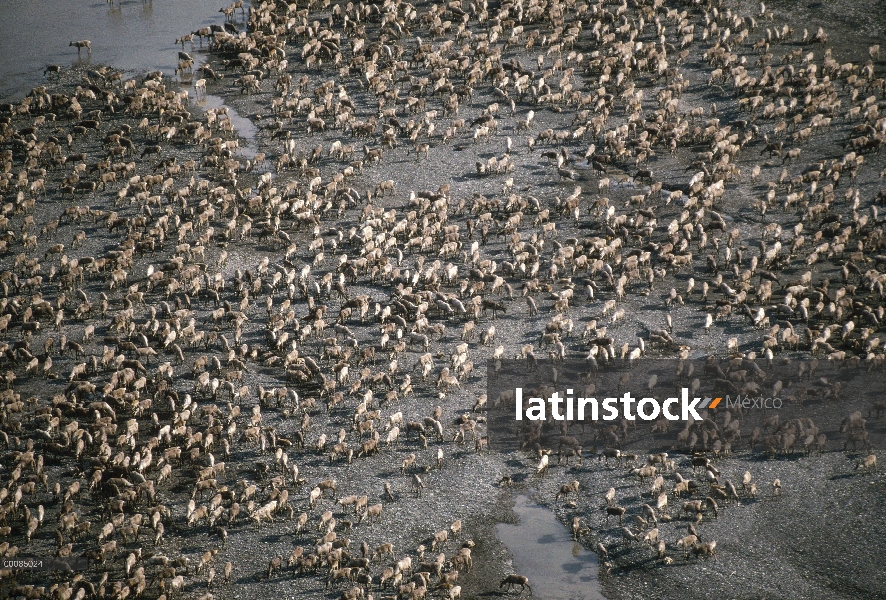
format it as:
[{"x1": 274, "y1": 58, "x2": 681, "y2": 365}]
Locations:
[
  {"x1": 0, "y1": 0, "x2": 243, "y2": 101},
  {"x1": 496, "y1": 495, "x2": 605, "y2": 600},
  {"x1": 195, "y1": 92, "x2": 260, "y2": 157}
]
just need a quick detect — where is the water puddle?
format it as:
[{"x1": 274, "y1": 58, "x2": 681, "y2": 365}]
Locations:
[
  {"x1": 496, "y1": 495, "x2": 605, "y2": 600},
  {"x1": 195, "y1": 92, "x2": 259, "y2": 159},
  {"x1": 610, "y1": 178, "x2": 638, "y2": 190}
]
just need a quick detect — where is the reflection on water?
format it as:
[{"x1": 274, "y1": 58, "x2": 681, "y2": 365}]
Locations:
[{"x1": 496, "y1": 495, "x2": 605, "y2": 600}]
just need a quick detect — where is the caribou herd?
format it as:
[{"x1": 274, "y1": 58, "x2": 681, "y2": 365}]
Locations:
[{"x1": 0, "y1": 0, "x2": 883, "y2": 597}]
